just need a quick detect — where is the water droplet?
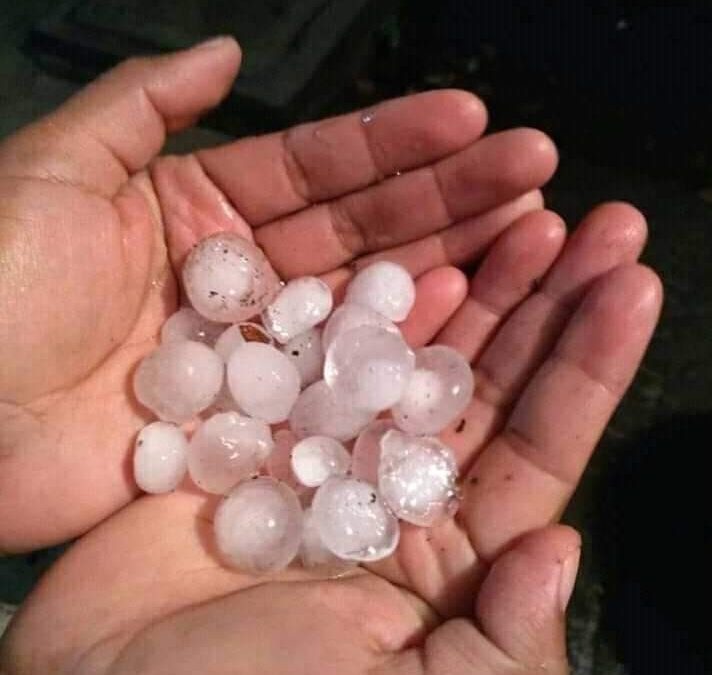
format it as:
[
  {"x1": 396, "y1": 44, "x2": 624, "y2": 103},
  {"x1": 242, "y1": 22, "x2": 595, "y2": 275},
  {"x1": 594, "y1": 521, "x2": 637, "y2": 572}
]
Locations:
[{"x1": 361, "y1": 111, "x2": 375, "y2": 124}]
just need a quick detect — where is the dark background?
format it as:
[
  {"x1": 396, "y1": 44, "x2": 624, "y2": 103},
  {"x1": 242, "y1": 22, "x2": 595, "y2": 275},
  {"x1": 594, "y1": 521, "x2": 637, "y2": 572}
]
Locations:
[{"x1": 1, "y1": 2, "x2": 710, "y2": 673}]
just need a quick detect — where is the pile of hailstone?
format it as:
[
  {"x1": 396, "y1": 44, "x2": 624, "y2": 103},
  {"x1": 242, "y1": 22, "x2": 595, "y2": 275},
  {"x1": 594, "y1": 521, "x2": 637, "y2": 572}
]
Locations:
[{"x1": 133, "y1": 233, "x2": 474, "y2": 574}]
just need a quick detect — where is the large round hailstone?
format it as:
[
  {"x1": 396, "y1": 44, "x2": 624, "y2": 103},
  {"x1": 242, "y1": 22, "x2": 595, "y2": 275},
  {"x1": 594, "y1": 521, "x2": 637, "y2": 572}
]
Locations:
[
  {"x1": 214, "y1": 477, "x2": 303, "y2": 573},
  {"x1": 182, "y1": 232, "x2": 281, "y2": 323},
  {"x1": 160, "y1": 307, "x2": 225, "y2": 346},
  {"x1": 133, "y1": 341, "x2": 223, "y2": 423},
  {"x1": 322, "y1": 303, "x2": 399, "y2": 351},
  {"x1": 311, "y1": 477, "x2": 400, "y2": 562},
  {"x1": 300, "y1": 507, "x2": 355, "y2": 571},
  {"x1": 262, "y1": 277, "x2": 333, "y2": 344},
  {"x1": 324, "y1": 326, "x2": 415, "y2": 412},
  {"x1": 345, "y1": 261, "x2": 415, "y2": 322},
  {"x1": 281, "y1": 327, "x2": 324, "y2": 388},
  {"x1": 290, "y1": 436, "x2": 351, "y2": 488},
  {"x1": 214, "y1": 322, "x2": 273, "y2": 362},
  {"x1": 289, "y1": 381, "x2": 375, "y2": 442},
  {"x1": 392, "y1": 345, "x2": 475, "y2": 435},
  {"x1": 227, "y1": 343, "x2": 301, "y2": 423},
  {"x1": 133, "y1": 422, "x2": 188, "y2": 494},
  {"x1": 351, "y1": 419, "x2": 396, "y2": 484},
  {"x1": 378, "y1": 430, "x2": 460, "y2": 527},
  {"x1": 187, "y1": 412, "x2": 273, "y2": 494}
]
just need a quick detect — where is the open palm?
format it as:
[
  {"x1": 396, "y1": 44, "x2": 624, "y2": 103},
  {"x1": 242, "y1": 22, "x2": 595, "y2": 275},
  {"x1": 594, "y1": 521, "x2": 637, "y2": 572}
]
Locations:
[{"x1": 0, "y1": 38, "x2": 661, "y2": 674}]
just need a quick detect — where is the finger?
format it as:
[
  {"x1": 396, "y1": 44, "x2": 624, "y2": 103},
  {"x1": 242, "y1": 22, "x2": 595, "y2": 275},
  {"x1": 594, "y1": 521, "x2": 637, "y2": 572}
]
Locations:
[
  {"x1": 0, "y1": 38, "x2": 241, "y2": 197},
  {"x1": 351, "y1": 189, "x2": 544, "y2": 278},
  {"x1": 436, "y1": 209, "x2": 566, "y2": 362},
  {"x1": 195, "y1": 89, "x2": 488, "y2": 225},
  {"x1": 255, "y1": 129, "x2": 558, "y2": 278},
  {"x1": 474, "y1": 525, "x2": 579, "y2": 672},
  {"x1": 463, "y1": 264, "x2": 662, "y2": 559}
]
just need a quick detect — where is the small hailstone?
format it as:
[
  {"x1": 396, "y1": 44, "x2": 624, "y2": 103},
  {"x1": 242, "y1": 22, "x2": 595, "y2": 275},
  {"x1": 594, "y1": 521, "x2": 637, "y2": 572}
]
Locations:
[
  {"x1": 311, "y1": 477, "x2": 400, "y2": 562},
  {"x1": 187, "y1": 412, "x2": 273, "y2": 494},
  {"x1": 351, "y1": 419, "x2": 396, "y2": 484},
  {"x1": 300, "y1": 507, "x2": 355, "y2": 571},
  {"x1": 182, "y1": 232, "x2": 281, "y2": 323},
  {"x1": 289, "y1": 380, "x2": 375, "y2": 442},
  {"x1": 290, "y1": 436, "x2": 351, "y2": 488},
  {"x1": 345, "y1": 261, "x2": 415, "y2": 322},
  {"x1": 280, "y1": 327, "x2": 324, "y2": 388},
  {"x1": 133, "y1": 422, "x2": 188, "y2": 494},
  {"x1": 160, "y1": 307, "x2": 225, "y2": 346},
  {"x1": 133, "y1": 341, "x2": 223, "y2": 423},
  {"x1": 265, "y1": 429, "x2": 303, "y2": 493},
  {"x1": 262, "y1": 277, "x2": 333, "y2": 344},
  {"x1": 214, "y1": 477, "x2": 303, "y2": 573},
  {"x1": 214, "y1": 322, "x2": 273, "y2": 362},
  {"x1": 322, "y1": 303, "x2": 399, "y2": 351},
  {"x1": 378, "y1": 430, "x2": 460, "y2": 527},
  {"x1": 227, "y1": 343, "x2": 301, "y2": 424},
  {"x1": 324, "y1": 326, "x2": 415, "y2": 412},
  {"x1": 392, "y1": 345, "x2": 475, "y2": 435}
]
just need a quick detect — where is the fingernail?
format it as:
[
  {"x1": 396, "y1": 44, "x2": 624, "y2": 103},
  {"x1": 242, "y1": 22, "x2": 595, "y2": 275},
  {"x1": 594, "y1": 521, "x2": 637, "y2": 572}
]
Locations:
[
  {"x1": 193, "y1": 36, "x2": 235, "y2": 51},
  {"x1": 558, "y1": 547, "x2": 581, "y2": 611}
]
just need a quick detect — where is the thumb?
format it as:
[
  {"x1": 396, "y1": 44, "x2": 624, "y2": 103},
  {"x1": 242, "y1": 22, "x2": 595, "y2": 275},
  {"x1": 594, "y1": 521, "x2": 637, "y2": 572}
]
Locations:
[
  {"x1": 475, "y1": 524, "x2": 581, "y2": 673},
  {"x1": 0, "y1": 37, "x2": 241, "y2": 195}
]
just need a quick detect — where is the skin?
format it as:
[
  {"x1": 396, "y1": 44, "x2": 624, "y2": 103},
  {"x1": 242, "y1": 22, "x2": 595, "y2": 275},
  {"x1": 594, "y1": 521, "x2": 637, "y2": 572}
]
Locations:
[{"x1": 0, "y1": 38, "x2": 662, "y2": 674}]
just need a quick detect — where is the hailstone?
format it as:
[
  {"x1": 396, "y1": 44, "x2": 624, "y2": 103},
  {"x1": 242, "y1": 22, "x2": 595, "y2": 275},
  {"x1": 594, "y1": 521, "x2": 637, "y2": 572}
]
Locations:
[
  {"x1": 160, "y1": 307, "x2": 225, "y2": 346},
  {"x1": 290, "y1": 436, "x2": 351, "y2": 488},
  {"x1": 345, "y1": 261, "x2": 415, "y2": 322},
  {"x1": 322, "y1": 303, "x2": 399, "y2": 351},
  {"x1": 133, "y1": 422, "x2": 188, "y2": 494}
]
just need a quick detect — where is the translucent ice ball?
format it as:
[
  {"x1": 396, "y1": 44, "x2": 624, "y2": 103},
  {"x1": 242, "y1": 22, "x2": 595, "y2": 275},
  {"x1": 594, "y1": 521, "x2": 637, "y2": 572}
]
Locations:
[
  {"x1": 187, "y1": 412, "x2": 273, "y2": 494},
  {"x1": 311, "y1": 477, "x2": 400, "y2": 562},
  {"x1": 227, "y1": 342, "x2": 301, "y2": 424},
  {"x1": 133, "y1": 340, "x2": 224, "y2": 423},
  {"x1": 322, "y1": 303, "x2": 399, "y2": 351},
  {"x1": 324, "y1": 326, "x2": 415, "y2": 412},
  {"x1": 280, "y1": 327, "x2": 324, "y2": 388},
  {"x1": 392, "y1": 345, "x2": 474, "y2": 435},
  {"x1": 133, "y1": 422, "x2": 188, "y2": 494},
  {"x1": 290, "y1": 436, "x2": 351, "y2": 488},
  {"x1": 262, "y1": 277, "x2": 333, "y2": 344},
  {"x1": 289, "y1": 380, "x2": 375, "y2": 442},
  {"x1": 351, "y1": 419, "x2": 397, "y2": 484},
  {"x1": 214, "y1": 477, "x2": 303, "y2": 574},
  {"x1": 214, "y1": 322, "x2": 273, "y2": 362},
  {"x1": 378, "y1": 430, "x2": 460, "y2": 527},
  {"x1": 160, "y1": 307, "x2": 225, "y2": 346},
  {"x1": 182, "y1": 232, "x2": 281, "y2": 323},
  {"x1": 345, "y1": 261, "x2": 415, "y2": 322}
]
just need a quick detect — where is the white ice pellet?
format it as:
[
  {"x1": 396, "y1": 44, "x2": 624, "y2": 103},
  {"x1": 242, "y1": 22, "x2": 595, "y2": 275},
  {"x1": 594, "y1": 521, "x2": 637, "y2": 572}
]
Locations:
[
  {"x1": 290, "y1": 436, "x2": 351, "y2": 488},
  {"x1": 214, "y1": 477, "x2": 303, "y2": 573},
  {"x1": 262, "y1": 277, "x2": 333, "y2": 344},
  {"x1": 182, "y1": 232, "x2": 281, "y2": 323},
  {"x1": 289, "y1": 380, "x2": 375, "y2": 442},
  {"x1": 321, "y1": 303, "x2": 399, "y2": 351},
  {"x1": 351, "y1": 419, "x2": 396, "y2": 484},
  {"x1": 227, "y1": 343, "x2": 301, "y2": 424},
  {"x1": 160, "y1": 307, "x2": 225, "y2": 346},
  {"x1": 133, "y1": 340, "x2": 224, "y2": 423},
  {"x1": 214, "y1": 322, "x2": 273, "y2": 362},
  {"x1": 280, "y1": 327, "x2": 324, "y2": 388},
  {"x1": 311, "y1": 477, "x2": 400, "y2": 562},
  {"x1": 392, "y1": 345, "x2": 475, "y2": 435},
  {"x1": 133, "y1": 422, "x2": 188, "y2": 494},
  {"x1": 300, "y1": 507, "x2": 355, "y2": 571},
  {"x1": 187, "y1": 412, "x2": 273, "y2": 494},
  {"x1": 324, "y1": 326, "x2": 415, "y2": 412},
  {"x1": 378, "y1": 430, "x2": 460, "y2": 527},
  {"x1": 345, "y1": 261, "x2": 415, "y2": 322}
]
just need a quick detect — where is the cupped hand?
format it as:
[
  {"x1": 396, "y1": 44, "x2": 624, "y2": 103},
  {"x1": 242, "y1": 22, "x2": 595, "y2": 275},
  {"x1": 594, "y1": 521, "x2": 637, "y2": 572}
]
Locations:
[
  {"x1": 1, "y1": 200, "x2": 661, "y2": 674},
  {"x1": 0, "y1": 38, "x2": 557, "y2": 551}
]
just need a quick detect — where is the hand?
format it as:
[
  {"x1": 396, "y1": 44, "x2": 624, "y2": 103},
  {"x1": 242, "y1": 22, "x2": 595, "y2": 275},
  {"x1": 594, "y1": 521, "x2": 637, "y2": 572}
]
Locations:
[
  {"x1": 1, "y1": 203, "x2": 661, "y2": 673},
  {"x1": 0, "y1": 38, "x2": 557, "y2": 552}
]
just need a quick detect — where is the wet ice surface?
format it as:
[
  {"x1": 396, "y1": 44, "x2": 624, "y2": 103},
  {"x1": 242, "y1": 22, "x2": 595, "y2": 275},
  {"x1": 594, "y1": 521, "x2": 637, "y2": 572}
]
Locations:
[{"x1": 134, "y1": 236, "x2": 471, "y2": 574}]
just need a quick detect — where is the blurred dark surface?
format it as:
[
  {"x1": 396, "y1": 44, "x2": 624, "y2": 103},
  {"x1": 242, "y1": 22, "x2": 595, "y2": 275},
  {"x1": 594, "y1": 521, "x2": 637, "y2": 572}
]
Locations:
[{"x1": 1, "y1": 1, "x2": 711, "y2": 673}]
